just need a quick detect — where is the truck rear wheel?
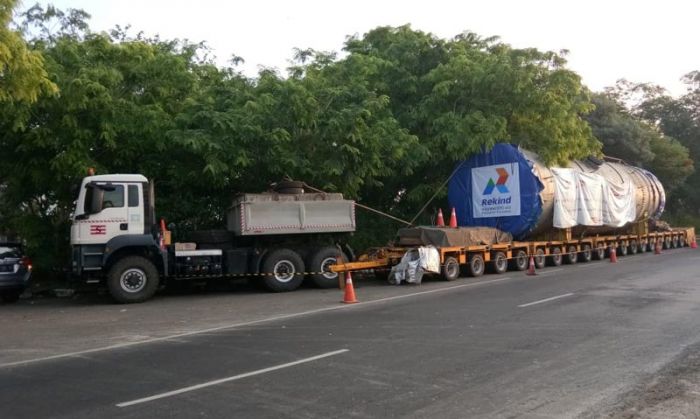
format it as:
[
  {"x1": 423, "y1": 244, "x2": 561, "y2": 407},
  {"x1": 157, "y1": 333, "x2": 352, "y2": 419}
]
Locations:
[
  {"x1": 548, "y1": 247, "x2": 562, "y2": 266},
  {"x1": 580, "y1": 244, "x2": 593, "y2": 262},
  {"x1": 107, "y1": 256, "x2": 159, "y2": 304},
  {"x1": 534, "y1": 248, "x2": 546, "y2": 269},
  {"x1": 308, "y1": 247, "x2": 347, "y2": 289},
  {"x1": 509, "y1": 249, "x2": 528, "y2": 271},
  {"x1": 261, "y1": 249, "x2": 305, "y2": 292},
  {"x1": 490, "y1": 251, "x2": 508, "y2": 274},
  {"x1": 466, "y1": 254, "x2": 485, "y2": 277},
  {"x1": 564, "y1": 245, "x2": 578, "y2": 264},
  {"x1": 594, "y1": 243, "x2": 606, "y2": 260}
]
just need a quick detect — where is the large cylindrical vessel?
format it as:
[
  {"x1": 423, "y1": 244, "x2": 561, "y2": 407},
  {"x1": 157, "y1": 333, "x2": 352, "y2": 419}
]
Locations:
[{"x1": 447, "y1": 144, "x2": 665, "y2": 240}]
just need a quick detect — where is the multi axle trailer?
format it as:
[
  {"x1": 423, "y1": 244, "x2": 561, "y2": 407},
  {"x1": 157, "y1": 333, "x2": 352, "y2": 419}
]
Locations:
[{"x1": 332, "y1": 225, "x2": 696, "y2": 281}]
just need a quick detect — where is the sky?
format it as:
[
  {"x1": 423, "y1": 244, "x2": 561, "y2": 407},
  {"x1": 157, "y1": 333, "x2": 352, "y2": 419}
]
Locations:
[{"x1": 45, "y1": 0, "x2": 699, "y2": 97}]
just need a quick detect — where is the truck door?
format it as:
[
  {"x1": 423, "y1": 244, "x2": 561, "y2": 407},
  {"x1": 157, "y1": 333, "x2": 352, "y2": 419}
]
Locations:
[
  {"x1": 127, "y1": 183, "x2": 145, "y2": 235},
  {"x1": 75, "y1": 183, "x2": 129, "y2": 245}
]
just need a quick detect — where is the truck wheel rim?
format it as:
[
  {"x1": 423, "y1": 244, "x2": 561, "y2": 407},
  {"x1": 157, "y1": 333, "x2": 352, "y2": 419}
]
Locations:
[
  {"x1": 320, "y1": 257, "x2": 338, "y2": 279},
  {"x1": 473, "y1": 257, "x2": 483, "y2": 273},
  {"x1": 496, "y1": 256, "x2": 506, "y2": 271},
  {"x1": 445, "y1": 260, "x2": 459, "y2": 278},
  {"x1": 273, "y1": 260, "x2": 295, "y2": 283},
  {"x1": 120, "y1": 268, "x2": 146, "y2": 293}
]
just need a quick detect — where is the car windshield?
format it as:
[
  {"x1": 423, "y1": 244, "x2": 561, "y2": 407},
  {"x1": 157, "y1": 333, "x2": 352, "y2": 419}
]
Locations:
[{"x1": 0, "y1": 245, "x2": 22, "y2": 259}]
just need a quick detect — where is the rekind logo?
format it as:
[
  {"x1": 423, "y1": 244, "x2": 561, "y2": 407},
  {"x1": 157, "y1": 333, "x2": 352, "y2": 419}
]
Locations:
[{"x1": 482, "y1": 168, "x2": 509, "y2": 195}]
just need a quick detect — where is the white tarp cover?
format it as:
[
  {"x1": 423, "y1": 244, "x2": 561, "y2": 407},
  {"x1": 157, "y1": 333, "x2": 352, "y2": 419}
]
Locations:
[
  {"x1": 552, "y1": 168, "x2": 636, "y2": 228},
  {"x1": 388, "y1": 246, "x2": 440, "y2": 285}
]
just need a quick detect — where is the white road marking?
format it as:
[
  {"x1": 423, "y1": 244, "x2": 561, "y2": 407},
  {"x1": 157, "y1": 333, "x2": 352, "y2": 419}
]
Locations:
[
  {"x1": 576, "y1": 263, "x2": 605, "y2": 268},
  {"x1": 0, "y1": 277, "x2": 512, "y2": 368},
  {"x1": 518, "y1": 293, "x2": 574, "y2": 308},
  {"x1": 538, "y1": 268, "x2": 563, "y2": 275},
  {"x1": 116, "y1": 349, "x2": 349, "y2": 407}
]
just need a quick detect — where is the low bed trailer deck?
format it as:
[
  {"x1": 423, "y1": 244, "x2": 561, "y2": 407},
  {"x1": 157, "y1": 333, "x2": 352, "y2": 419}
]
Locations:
[{"x1": 331, "y1": 227, "x2": 696, "y2": 281}]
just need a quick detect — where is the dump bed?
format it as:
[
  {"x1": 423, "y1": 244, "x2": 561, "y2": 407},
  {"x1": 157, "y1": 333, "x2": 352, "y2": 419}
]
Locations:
[{"x1": 227, "y1": 192, "x2": 355, "y2": 236}]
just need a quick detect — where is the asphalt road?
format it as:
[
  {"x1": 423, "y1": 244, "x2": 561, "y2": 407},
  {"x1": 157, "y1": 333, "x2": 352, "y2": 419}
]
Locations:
[{"x1": 2, "y1": 247, "x2": 700, "y2": 418}]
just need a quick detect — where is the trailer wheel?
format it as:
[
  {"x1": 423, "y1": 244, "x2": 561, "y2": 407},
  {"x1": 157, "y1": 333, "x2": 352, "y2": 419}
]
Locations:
[
  {"x1": 490, "y1": 251, "x2": 508, "y2": 274},
  {"x1": 672, "y1": 236, "x2": 679, "y2": 248},
  {"x1": 639, "y1": 240, "x2": 647, "y2": 253},
  {"x1": 308, "y1": 247, "x2": 347, "y2": 289},
  {"x1": 680, "y1": 236, "x2": 686, "y2": 247},
  {"x1": 107, "y1": 256, "x2": 160, "y2": 304},
  {"x1": 548, "y1": 247, "x2": 562, "y2": 266},
  {"x1": 441, "y1": 256, "x2": 460, "y2": 281},
  {"x1": 534, "y1": 248, "x2": 546, "y2": 269},
  {"x1": 617, "y1": 243, "x2": 627, "y2": 256},
  {"x1": 564, "y1": 245, "x2": 578, "y2": 264},
  {"x1": 466, "y1": 254, "x2": 485, "y2": 277},
  {"x1": 663, "y1": 237, "x2": 671, "y2": 249},
  {"x1": 261, "y1": 249, "x2": 305, "y2": 292},
  {"x1": 594, "y1": 243, "x2": 606, "y2": 260},
  {"x1": 581, "y1": 244, "x2": 592, "y2": 262},
  {"x1": 629, "y1": 240, "x2": 639, "y2": 254},
  {"x1": 509, "y1": 249, "x2": 528, "y2": 271}
]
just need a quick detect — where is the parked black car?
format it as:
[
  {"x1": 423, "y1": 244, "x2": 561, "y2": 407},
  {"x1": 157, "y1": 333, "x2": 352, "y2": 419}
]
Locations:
[{"x1": 0, "y1": 242, "x2": 32, "y2": 303}]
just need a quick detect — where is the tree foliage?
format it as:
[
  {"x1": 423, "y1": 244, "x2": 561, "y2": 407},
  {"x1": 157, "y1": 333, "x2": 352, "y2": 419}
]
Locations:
[{"x1": 0, "y1": 0, "x2": 55, "y2": 106}]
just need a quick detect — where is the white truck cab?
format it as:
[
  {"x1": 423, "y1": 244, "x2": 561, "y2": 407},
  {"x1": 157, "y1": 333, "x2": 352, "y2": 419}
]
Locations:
[{"x1": 71, "y1": 174, "x2": 149, "y2": 245}]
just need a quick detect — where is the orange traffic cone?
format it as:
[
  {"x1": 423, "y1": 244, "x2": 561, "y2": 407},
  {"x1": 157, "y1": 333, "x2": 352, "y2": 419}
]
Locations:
[
  {"x1": 655, "y1": 240, "x2": 662, "y2": 254},
  {"x1": 609, "y1": 246, "x2": 618, "y2": 263},
  {"x1": 449, "y1": 207, "x2": 458, "y2": 228},
  {"x1": 436, "y1": 208, "x2": 445, "y2": 227},
  {"x1": 342, "y1": 271, "x2": 358, "y2": 304},
  {"x1": 526, "y1": 256, "x2": 537, "y2": 276},
  {"x1": 691, "y1": 239, "x2": 698, "y2": 249}
]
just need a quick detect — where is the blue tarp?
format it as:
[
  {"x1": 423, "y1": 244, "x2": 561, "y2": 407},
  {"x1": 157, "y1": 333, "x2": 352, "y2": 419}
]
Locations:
[{"x1": 447, "y1": 143, "x2": 544, "y2": 240}]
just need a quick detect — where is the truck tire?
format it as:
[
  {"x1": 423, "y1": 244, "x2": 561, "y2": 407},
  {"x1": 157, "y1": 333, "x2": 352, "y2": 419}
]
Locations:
[
  {"x1": 594, "y1": 243, "x2": 606, "y2": 260},
  {"x1": 509, "y1": 249, "x2": 528, "y2": 271},
  {"x1": 441, "y1": 256, "x2": 460, "y2": 281},
  {"x1": 618, "y1": 243, "x2": 628, "y2": 256},
  {"x1": 564, "y1": 245, "x2": 578, "y2": 264},
  {"x1": 490, "y1": 251, "x2": 508, "y2": 274},
  {"x1": 107, "y1": 256, "x2": 160, "y2": 304},
  {"x1": 274, "y1": 180, "x2": 305, "y2": 194},
  {"x1": 261, "y1": 249, "x2": 305, "y2": 292},
  {"x1": 548, "y1": 247, "x2": 562, "y2": 266},
  {"x1": 629, "y1": 240, "x2": 639, "y2": 254},
  {"x1": 308, "y1": 247, "x2": 347, "y2": 289},
  {"x1": 189, "y1": 230, "x2": 233, "y2": 244},
  {"x1": 580, "y1": 244, "x2": 593, "y2": 262},
  {"x1": 465, "y1": 254, "x2": 485, "y2": 277},
  {"x1": 533, "y1": 248, "x2": 546, "y2": 269}
]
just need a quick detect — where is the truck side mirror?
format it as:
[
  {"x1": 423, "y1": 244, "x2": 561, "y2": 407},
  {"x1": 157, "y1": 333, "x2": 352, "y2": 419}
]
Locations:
[{"x1": 84, "y1": 183, "x2": 105, "y2": 215}]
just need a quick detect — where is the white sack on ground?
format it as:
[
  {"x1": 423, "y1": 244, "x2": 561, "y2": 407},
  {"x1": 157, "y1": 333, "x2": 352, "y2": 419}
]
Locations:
[{"x1": 388, "y1": 246, "x2": 440, "y2": 285}]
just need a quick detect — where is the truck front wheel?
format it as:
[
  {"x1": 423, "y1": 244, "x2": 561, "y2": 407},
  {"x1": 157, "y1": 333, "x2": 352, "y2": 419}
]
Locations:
[
  {"x1": 261, "y1": 249, "x2": 305, "y2": 292},
  {"x1": 107, "y1": 256, "x2": 160, "y2": 304}
]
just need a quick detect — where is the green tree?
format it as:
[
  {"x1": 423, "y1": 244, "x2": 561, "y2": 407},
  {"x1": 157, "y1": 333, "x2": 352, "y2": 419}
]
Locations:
[
  {"x1": 0, "y1": 0, "x2": 55, "y2": 106},
  {"x1": 341, "y1": 26, "x2": 599, "y2": 224}
]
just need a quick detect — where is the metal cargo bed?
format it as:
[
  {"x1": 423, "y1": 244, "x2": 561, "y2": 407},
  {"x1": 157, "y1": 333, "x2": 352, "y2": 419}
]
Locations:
[{"x1": 227, "y1": 192, "x2": 356, "y2": 236}]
